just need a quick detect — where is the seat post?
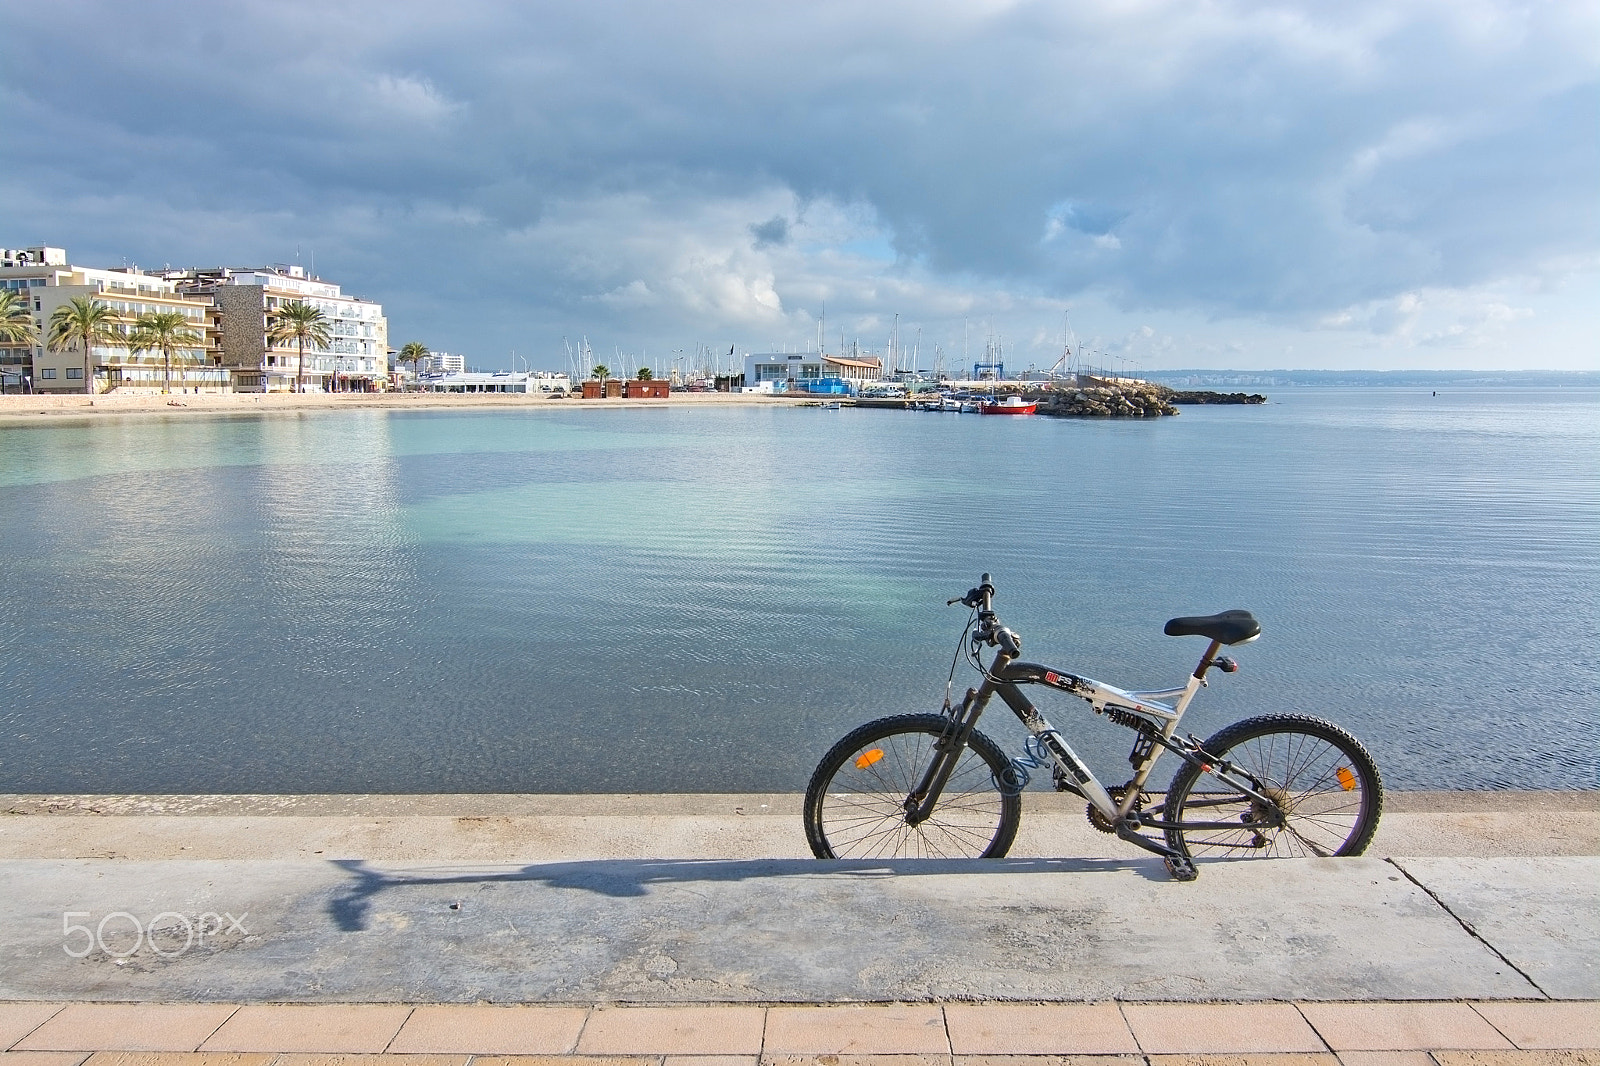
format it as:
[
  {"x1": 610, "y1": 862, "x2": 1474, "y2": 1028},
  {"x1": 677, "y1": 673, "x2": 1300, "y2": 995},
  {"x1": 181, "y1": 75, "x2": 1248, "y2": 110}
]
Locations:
[{"x1": 1192, "y1": 638, "x2": 1223, "y2": 680}]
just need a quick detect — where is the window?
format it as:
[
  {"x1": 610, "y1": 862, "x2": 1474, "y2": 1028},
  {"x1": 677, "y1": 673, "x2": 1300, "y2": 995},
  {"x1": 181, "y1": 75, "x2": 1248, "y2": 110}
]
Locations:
[
  {"x1": 66, "y1": 368, "x2": 84, "y2": 379},
  {"x1": 40, "y1": 368, "x2": 56, "y2": 379}
]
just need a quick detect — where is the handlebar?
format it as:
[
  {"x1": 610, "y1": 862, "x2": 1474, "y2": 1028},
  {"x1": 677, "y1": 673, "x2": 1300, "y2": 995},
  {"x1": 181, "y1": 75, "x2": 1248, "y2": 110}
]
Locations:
[
  {"x1": 948, "y1": 572, "x2": 995, "y2": 611},
  {"x1": 951, "y1": 573, "x2": 1021, "y2": 657}
]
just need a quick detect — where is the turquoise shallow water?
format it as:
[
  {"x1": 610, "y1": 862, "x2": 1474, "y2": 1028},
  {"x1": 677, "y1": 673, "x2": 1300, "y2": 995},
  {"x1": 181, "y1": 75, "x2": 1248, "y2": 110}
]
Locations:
[{"x1": 1, "y1": 389, "x2": 1597, "y2": 793}]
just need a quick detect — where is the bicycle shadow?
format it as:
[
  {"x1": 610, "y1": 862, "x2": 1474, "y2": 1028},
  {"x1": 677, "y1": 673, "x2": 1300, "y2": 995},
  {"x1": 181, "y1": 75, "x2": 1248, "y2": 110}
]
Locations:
[{"x1": 325, "y1": 854, "x2": 1167, "y2": 932}]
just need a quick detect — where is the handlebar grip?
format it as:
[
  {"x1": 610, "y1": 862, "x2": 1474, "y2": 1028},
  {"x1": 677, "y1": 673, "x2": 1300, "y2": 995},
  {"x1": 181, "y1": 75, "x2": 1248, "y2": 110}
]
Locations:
[
  {"x1": 996, "y1": 627, "x2": 1021, "y2": 656},
  {"x1": 955, "y1": 573, "x2": 998, "y2": 611}
]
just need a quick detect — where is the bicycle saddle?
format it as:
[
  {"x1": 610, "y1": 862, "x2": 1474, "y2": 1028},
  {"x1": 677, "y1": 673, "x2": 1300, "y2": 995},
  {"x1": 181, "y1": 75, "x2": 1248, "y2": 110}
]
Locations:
[{"x1": 1163, "y1": 610, "x2": 1261, "y2": 645}]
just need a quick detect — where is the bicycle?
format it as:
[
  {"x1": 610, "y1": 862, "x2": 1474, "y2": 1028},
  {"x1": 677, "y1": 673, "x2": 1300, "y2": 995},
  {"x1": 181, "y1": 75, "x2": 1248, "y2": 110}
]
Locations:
[{"x1": 803, "y1": 574, "x2": 1383, "y2": 880}]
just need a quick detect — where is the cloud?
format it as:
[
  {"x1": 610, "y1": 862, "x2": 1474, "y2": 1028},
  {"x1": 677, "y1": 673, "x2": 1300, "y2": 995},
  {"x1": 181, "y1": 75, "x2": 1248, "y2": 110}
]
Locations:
[
  {"x1": 362, "y1": 74, "x2": 463, "y2": 126},
  {"x1": 1, "y1": 0, "x2": 1595, "y2": 370},
  {"x1": 750, "y1": 217, "x2": 789, "y2": 249}
]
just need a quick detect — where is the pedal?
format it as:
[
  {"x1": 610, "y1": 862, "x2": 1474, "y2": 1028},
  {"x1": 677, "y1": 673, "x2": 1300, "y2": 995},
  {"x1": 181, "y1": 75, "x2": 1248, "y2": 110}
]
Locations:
[{"x1": 1164, "y1": 855, "x2": 1199, "y2": 882}]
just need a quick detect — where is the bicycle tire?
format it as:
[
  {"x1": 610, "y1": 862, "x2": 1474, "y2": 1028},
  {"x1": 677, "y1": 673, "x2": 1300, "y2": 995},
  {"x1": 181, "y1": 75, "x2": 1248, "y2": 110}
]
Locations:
[
  {"x1": 1163, "y1": 714, "x2": 1382, "y2": 862},
  {"x1": 804, "y1": 713, "x2": 1021, "y2": 859}
]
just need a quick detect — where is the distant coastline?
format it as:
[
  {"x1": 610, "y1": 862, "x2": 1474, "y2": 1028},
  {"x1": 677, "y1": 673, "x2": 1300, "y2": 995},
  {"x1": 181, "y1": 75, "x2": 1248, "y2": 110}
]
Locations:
[{"x1": 1142, "y1": 369, "x2": 1600, "y2": 389}]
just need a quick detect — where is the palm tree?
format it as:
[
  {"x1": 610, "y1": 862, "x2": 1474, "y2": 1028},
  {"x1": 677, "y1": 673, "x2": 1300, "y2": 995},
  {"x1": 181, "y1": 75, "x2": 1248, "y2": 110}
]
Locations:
[
  {"x1": 48, "y1": 295, "x2": 124, "y2": 395},
  {"x1": 0, "y1": 290, "x2": 36, "y2": 395},
  {"x1": 592, "y1": 363, "x2": 610, "y2": 384},
  {"x1": 266, "y1": 300, "x2": 331, "y2": 393},
  {"x1": 399, "y1": 341, "x2": 428, "y2": 379},
  {"x1": 127, "y1": 310, "x2": 204, "y2": 394},
  {"x1": 636, "y1": 366, "x2": 653, "y2": 381},
  {"x1": 0, "y1": 289, "x2": 36, "y2": 346}
]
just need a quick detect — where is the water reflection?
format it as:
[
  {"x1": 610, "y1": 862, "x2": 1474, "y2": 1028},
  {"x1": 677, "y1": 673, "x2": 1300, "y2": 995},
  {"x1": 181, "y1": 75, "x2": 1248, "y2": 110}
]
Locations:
[{"x1": 0, "y1": 391, "x2": 1595, "y2": 794}]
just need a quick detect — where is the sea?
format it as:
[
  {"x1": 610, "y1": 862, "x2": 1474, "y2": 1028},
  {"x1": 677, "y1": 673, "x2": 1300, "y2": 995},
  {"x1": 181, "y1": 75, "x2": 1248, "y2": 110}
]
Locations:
[{"x1": 1, "y1": 388, "x2": 1596, "y2": 795}]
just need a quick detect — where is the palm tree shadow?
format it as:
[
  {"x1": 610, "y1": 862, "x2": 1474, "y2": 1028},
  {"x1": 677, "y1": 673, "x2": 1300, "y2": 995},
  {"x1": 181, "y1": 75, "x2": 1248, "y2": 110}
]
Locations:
[{"x1": 325, "y1": 854, "x2": 1162, "y2": 932}]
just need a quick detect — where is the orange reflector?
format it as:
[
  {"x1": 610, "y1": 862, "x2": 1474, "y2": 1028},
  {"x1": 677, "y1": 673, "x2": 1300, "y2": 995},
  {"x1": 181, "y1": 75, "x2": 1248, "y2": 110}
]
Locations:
[
  {"x1": 1336, "y1": 766, "x2": 1357, "y2": 791},
  {"x1": 855, "y1": 749, "x2": 885, "y2": 770}
]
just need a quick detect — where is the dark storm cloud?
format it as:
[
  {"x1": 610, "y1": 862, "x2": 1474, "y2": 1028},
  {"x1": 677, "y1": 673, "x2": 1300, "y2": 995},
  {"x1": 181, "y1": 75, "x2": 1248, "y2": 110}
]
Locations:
[{"x1": 2, "y1": 0, "x2": 1594, "y2": 365}]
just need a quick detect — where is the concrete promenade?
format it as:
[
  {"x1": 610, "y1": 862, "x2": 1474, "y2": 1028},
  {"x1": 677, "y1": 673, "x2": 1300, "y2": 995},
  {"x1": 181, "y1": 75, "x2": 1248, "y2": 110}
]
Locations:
[{"x1": 1, "y1": 791, "x2": 1595, "y2": 1065}]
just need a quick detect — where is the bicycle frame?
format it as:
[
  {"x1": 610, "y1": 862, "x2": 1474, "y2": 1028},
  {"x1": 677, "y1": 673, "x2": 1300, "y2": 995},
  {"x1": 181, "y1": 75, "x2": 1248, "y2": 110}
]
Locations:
[{"x1": 907, "y1": 630, "x2": 1286, "y2": 868}]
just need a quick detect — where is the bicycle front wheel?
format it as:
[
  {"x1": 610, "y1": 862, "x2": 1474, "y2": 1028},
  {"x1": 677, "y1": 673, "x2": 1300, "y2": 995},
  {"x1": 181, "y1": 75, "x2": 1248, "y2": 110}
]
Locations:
[
  {"x1": 804, "y1": 713, "x2": 1021, "y2": 860},
  {"x1": 1163, "y1": 714, "x2": 1382, "y2": 862}
]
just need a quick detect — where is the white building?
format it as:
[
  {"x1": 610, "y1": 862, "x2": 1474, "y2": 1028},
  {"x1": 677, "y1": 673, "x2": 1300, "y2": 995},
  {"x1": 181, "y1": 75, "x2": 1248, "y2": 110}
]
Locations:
[
  {"x1": 419, "y1": 370, "x2": 571, "y2": 394},
  {"x1": 742, "y1": 352, "x2": 883, "y2": 391},
  {"x1": 166, "y1": 264, "x2": 388, "y2": 392},
  {"x1": 423, "y1": 352, "x2": 465, "y2": 374},
  {"x1": 2, "y1": 246, "x2": 222, "y2": 394}
]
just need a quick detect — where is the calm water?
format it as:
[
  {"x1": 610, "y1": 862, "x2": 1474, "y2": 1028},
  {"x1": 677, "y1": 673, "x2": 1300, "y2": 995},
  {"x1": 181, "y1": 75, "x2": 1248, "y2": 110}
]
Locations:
[{"x1": 2, "y1": 389, "x2": 1596, "y2": 794}]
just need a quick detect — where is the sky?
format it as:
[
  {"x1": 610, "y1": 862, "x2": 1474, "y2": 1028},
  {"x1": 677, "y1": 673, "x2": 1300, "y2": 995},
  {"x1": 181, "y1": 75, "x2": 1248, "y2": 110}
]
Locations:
[{"x1": 3, "y1": 0, "x2": 1596, "y2": 375}]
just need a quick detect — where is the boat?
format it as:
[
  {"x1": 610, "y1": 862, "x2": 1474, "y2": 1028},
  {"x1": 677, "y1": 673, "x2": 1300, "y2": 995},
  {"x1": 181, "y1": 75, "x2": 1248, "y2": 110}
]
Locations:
[{"x1": 979, "y1": 395, "x2": 1038, "y2": 415}]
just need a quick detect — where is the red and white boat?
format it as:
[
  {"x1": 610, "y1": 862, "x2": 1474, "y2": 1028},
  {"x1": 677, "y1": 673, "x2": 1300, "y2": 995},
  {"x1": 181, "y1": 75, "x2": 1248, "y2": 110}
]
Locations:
[{"x1": 978, "y1": 395, "x2": 1038, "y2": 415}]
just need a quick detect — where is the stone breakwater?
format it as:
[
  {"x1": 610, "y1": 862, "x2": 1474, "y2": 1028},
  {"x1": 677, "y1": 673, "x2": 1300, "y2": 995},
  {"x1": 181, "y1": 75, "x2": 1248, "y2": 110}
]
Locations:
[
  {"x1": 1019, "y1": 382, "x2": 1268, "y2": 418},
  {"x1": 1170, "y1": 390, "x2": 1268, "y2": 405},
  {"x1": 1036, "y1": 381, "x2": 1181, "y2": 418}
]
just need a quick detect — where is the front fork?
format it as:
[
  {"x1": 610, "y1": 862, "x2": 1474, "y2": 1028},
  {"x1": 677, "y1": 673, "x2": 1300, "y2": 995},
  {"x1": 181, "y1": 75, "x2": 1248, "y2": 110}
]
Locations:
[{"x1": 904, "y1": 684, "x2": 988, "y2": 824}]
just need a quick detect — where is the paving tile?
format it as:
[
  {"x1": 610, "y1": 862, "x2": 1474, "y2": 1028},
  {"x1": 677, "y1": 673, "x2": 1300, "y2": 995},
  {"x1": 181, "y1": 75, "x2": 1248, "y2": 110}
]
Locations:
[
  {"x1": 1434, "y1": 1053, "x2": 1600, "y2": 1066},
  {"x1": 1472, "y1": 1003, "x2": 1600, "y2": 1050},
  {"x1": 1300, "y1": 1006, "x2": 1515, "y2": 1053},
  {"x1": 667, "y1": 1056, "x2": 759, "y2": 1066},
  {"x1": 956, "y1": 1056, "x2": 1146, "y2": 1066},
  {"x1": 388, "y1": 1006, "x2": 587, "y2": 1054},
  {"x1": 1123, "y1": 1004, "x2": 1326, "y2": 1054},
  {"x1": 198, "y1": 1006, "x2": 412, "y2": 1053},
  {"x1": 1, "y1": 1054, "x2": 91, "y2": 1066},
  {"x1": 1145, "y1": 1056, "x2": 1344, "y2": 1062},
  {"x1": 14, "y1": 1007, "x2": 237, "y2": 1053},
  {"x1": 469, "y1": 1058, "x2": 655, "y2": 1066},
  {"x1": 81, "y1": 1057, "x2": 276, "y2": 1066},
  {"x1": 761, "y1": 1056, "x2": 950, "y2": 1066},
  {"x1": 1337, "y1": 1053, "x2": 1440, "y2": 1066},
  {"x1": 945, "y1": 1004, "x2": 1139, "y2": 1055},
  {"x1": 1147, "y1": 1056, "x2": 1338, "y2": 1066},
  {"x1": 272, "y1": 1049, "x2": 464, "y2": 1056},
  {"x1": 763, "y1": 1007, "x2": 949, "y2": 1056},
  {"x1": 577, "y1": 1007, "x2": 765, "y2": 1056},
  {"x1": 0, "y1": 1008, "x2": 68, "y2": 1051}
]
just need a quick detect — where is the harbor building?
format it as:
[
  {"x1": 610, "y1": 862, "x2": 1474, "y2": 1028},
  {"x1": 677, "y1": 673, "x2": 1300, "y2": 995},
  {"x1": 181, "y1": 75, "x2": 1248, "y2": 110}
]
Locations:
[
  {"x1": 419, "y1": 370, "x2": 572, "y2": 394},
  {"x1": 742, "y1": 352, "x2": 884, "y2": 392},
  {"x1": 2, "y1": 246, "x2": 222, "y2": 394},
  {"x1": 164, "y1": 265, "x2": 388, "y2": 392}
]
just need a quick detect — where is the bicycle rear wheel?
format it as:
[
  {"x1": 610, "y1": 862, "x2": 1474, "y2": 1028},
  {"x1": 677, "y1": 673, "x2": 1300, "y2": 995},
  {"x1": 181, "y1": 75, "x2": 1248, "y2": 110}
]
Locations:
[
  {"x1": 1163, "y1": 714, "x2": 1382, "y2": 862},
  {"x1": 804, "y1": 713, "x2": 1021, "y2": 859}
]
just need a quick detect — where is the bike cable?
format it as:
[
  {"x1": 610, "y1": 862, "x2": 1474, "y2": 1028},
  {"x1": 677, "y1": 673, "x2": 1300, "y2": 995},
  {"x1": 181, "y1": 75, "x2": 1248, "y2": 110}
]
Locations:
[{"x1": 942, "y1": 608, "x2": 977, "y2": 712}]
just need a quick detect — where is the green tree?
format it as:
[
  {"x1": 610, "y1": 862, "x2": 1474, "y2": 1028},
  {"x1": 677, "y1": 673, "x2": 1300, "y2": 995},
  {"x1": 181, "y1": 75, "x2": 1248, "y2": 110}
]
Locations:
[
  {"x1": 591, "y1": 363, "x2": 610, "y2": 384},
  {"x1": 266, "y1": 300, "x2": 331, "y2": 393},
  {"x1": 127, "y1": 310, "x2": 203, "y2": 394},
  {"x1": 399, "y1": 341, "x2": 429, "y2": 379},
  {"x1": 48, "y1": 295, "x2": 124, "y2": 395},
  {"x1": 635, "y1": 366, "x2": 653, "y2": 381}
]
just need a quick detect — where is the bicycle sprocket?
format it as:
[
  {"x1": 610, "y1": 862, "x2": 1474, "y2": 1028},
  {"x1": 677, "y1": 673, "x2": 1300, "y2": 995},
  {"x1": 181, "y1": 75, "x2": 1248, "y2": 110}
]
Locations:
[{"x1": 1087, "y1": 785, "x2": 1148, "y2": 833}]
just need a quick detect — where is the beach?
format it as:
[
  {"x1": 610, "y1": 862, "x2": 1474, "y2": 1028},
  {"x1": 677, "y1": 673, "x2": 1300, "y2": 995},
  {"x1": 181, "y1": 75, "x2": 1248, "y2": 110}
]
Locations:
[{"x1": 0, "y1": 389, "x2": 802, "y2": 425}]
